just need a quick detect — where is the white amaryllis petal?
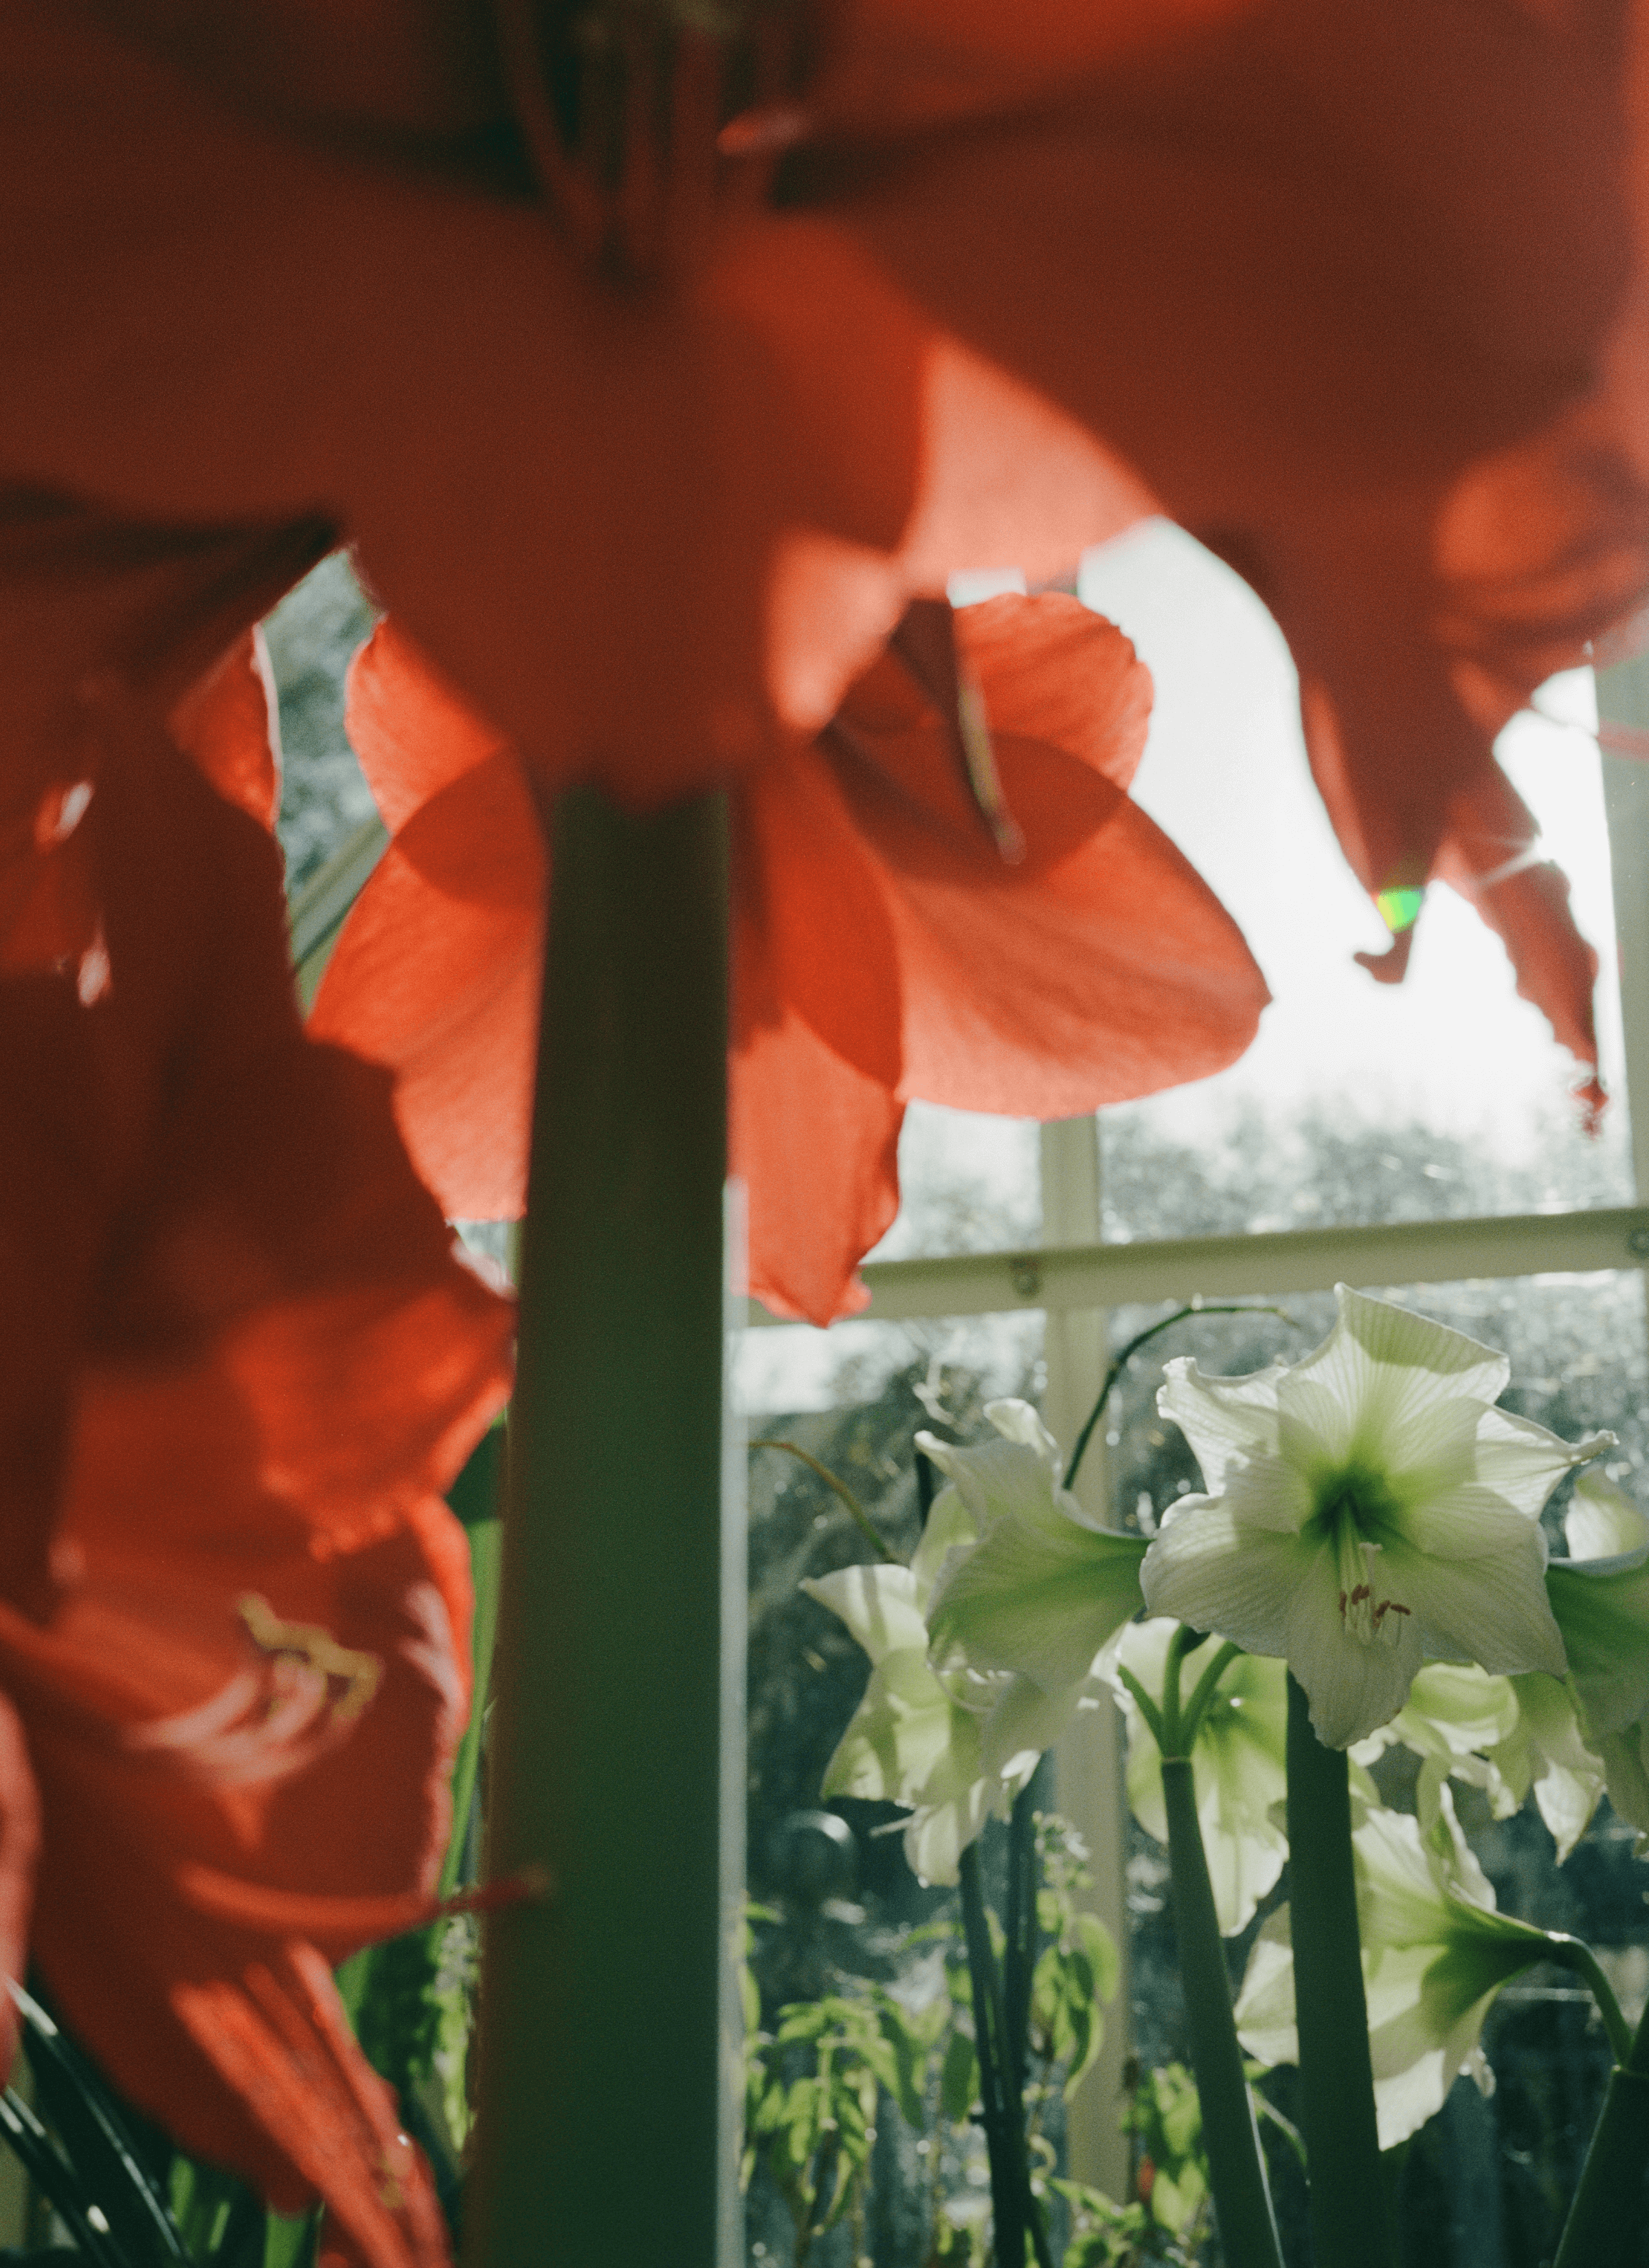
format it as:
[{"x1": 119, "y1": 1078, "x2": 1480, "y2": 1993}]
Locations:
[
  {"x1": 1142, "y1": 1285, "x2": 1603, "y2": 1747},
  {"x1": 908, "y1": 1487, "x2": 983, "y2": 1610},
  {"x1": 1156, "y1": 1360, "x2": 1286, "y2": 1493},
  {"x1": 981, "y1": 1672, "x2": 1086, "y2": 1788},
  {"x1": 1384, "y1": 1480, "x2": 1549, "y2": 1561},
  {"x1": 1282, "y1": 1287, "x2": 1508, "y2": 1467},
  {"x1": 807, "y1": 1399, "x2": 1129, "y2": 1888},
  {"x1": 1283, "y1": 1542, "x2": 1422, "y2": 1751},
  {"x1": 1352, "y1": 1663, "x2": 1523, "y2": 1836},
  {"x1": 1563, "y1": 1470, "x2": 1649, "y2": 1567},
  {"x1": 980, "y1": 1398, "x2": 1062, "y2": 1471},
  {"x1": 927, "y1": 1498, "x2": 1146, "y2": 1693},
  {"x1": 904, "y1": 1775, "x2": 1003, "y2": 1888},
  {"x1": 1391, "y1": 1526, "x2": 1566, "y2": 1677},
  {"x1": 1141, "y1": 1502, "x2": 1305, "y2": 1660},
  {"x1": 1502, "y1": 1673, "x2": 1607, "y2": 1860},
  {"x1": 805, "y1": 1560, "x2": 1012, "y2": 1886},
  {"x1": 802, "y1": 1564, "x2": 929, "y2": 1662},
  {"x1": 917, "y1": 1408, "x2": 1080, "y2": 1544},
  {"x1": 1476, "y1": 1408, "x2": 1616, "y2": 1524},
  {"x1": 818, "y1": 1651, "x2": 967, "y2": 1805}
]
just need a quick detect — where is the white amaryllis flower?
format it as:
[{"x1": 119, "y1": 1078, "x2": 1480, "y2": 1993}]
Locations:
[
  {"x1": 1353, "y1": 1661, "x2": 1606, "y2": 1862},
  {"x1": 922, "y1": 1400, "x2": 1147, "y2": 1709},
  {"x1": 802, "y1": 1421, "x2": 1075, "y2": 1886},
  {"x1": 1110, "y1": 1619, "x2": 1290, "y2": 1935},
  {"x1": 1235, "y1": 1794, "x2": 1559, "y2": 2148},
  {"x1": 1140, "y1": 1286, "x2": 1606, "y2": 1748}
]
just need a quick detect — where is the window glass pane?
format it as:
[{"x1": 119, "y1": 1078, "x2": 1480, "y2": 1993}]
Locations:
[
  {"x1": 864, "y1": 1104, "x2": 1042, "y2": 1265},
  {"x1": 1079, "y1": 523, "x2": 1634, "y2": 1234},
  {"x1": 264, "y1": 552, "x2": 379, "y2": 890},
  {"x1": 1108, "y1": 1269, "x2": 1648, "y2": 2268},
  {"x1": 738, "y1": 1309, "x2": 1044, "y2": 1429},
  {"x1": 739, "y1": 1104, "x2": 1044, "y2": 1414}
]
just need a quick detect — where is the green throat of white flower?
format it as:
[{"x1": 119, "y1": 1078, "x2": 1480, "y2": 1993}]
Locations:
[{"x1": 1314, "y1": 1470, "x2": 1413, "y2": 1650}]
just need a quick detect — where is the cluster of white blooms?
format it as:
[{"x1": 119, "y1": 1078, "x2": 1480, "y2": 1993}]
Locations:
[{"x1": 808, "y1": 1287, "x2": 1649, "y2": 2135}]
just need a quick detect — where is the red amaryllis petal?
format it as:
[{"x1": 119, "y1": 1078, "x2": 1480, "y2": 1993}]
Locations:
[
  {"x1": 344, "y1": 620, "x2": 508, "y2": 834},
  {"x1": 732, "y1": 751, "x2": 906, "y2": 1322},
  {"x1": 0, "y1": 7, "x2": 1149, "y2": 810},
  {"x1": 811, "y1": 0, "x2": 1258, "y2": 137},
  {"x1": 311, "y1": 755, "x2": 544, "y2": 1224},
  {"x1": 5, "y1": 1437, "x2": 472, "y2": 2264},
  {"x1": 1432, "y1": 762, "x2": 1603, "y2": 1121},
  {"x1": 957, "y1": 592, "x2": 1152, "y2": 794},
  {"x1": 168, "y1": 627, "x2": 282, "y2": 830},
  {"x1": 0, "y1": 1696, "x2": 40, "y2": 2085},
  {"x1": 176, "y1": 1946, "x2": 449, "y2": 2264},
  {"x1": 0, "y1": 982, "x2": 104, "y2": 1618},
  {"x1": 825, "y1": 597, "x2": 1268, "y2": 1116},
  {"x1": 0, "y1": 673, "x2": 511, "y2": 2262},
  {"x1": 317, "y1": 601, "x2": 1266, "y2": 1322}
]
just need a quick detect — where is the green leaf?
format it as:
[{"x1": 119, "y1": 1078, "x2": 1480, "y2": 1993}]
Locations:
[
  {"x1": 940, "y1": 2027, "x2": 980, "y2": 2124},
  {"x1": 15, "y1": 1986, "x2": 189, "y2": 2268},
  {"x1": 1073, "y1": 1913, "x2": 1120, "y2": 2008}
]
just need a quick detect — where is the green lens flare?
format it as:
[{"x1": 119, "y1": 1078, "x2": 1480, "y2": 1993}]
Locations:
[{"x1": 1376, "y1": 885, "x2": 1424, "y2": 934}]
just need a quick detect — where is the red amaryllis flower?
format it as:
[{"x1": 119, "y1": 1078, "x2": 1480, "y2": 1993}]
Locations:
[
  {"x1": 0, "y1": 665, "x2": 514, "y2": 2268},
  {"x1": 792, "y1": 0, "x2": 1649, "y2": 983},
  {"x1": 0, "y1": 3, "x2": 1633, "y2": 1110},
  {"x1": 307, "y1": 592, "x2": 1270, "y2": 1322},
  {"x1": 0, "y1": 2, "x2": 1135, "y2": 816}
]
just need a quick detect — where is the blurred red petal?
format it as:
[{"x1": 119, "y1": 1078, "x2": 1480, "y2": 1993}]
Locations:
[
  {"x1": 958, "y1": 594, "x2": 1152, "y2": 793},
  {"x1": 733, "y1": 1012, "x2": 899, "y2": 1323},
  {"x1": 346, "y1": 621, "x2": 510, "y2": 834},
  {"x1": 1433, "y1": 763, "x2": 1602, "y2": 1102},
  {"x1": 817, "y1": 3, "x2": 1646, "y2": 886},
  {"x1": 175, "y1": 1946, "x2": 449, "y2": 2267},
  {"x1": 732, "y1": 738, "x2": 906, "y2": 1320},
  {"x1": 168, "y1": 626, "x2": 282, "y2": 830},
  {"x1": 0, "y1": 691, "x2": 511, "y2": 2257},
  {"x1": 7, "y1": 1489, "x2": 470, "y2": 2265},
  {"x1": 0, "y1": 1696, "x2": 40, "y2": 2086},
  {"x1": 311, "y1": 753, "x2": 544, "y2": 1222}
]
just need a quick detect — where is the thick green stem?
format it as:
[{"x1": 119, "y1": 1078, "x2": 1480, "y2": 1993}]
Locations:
[
  {"x1": 1285, "y1": 1675, "x2": 1397, "y2": 2268},
  {"x1": 958, "y1": 1847, "x2": 1027, "y2": 2268},
  {"x1": 1159, "y1": 1759, "x2": 1283, "y2": 2268},
  {"x1": 1555, "y1": 1992, "x2": 1649, "y2": 2268},
  {"x1": 464, "y1": 791, "x2": 741, "y2": 2268},
  {"x1": 1002, "y1": 1777, "x2": 1043, "y2": 2109},
  {"x1": 440, "y1": 1422, "x2": 506, "y2": 1897}
]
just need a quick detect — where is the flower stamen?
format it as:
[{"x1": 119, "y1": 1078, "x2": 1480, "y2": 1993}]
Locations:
[{"x1": 1333, "y1": 1512, "x2": 1410, "y2": 1649}]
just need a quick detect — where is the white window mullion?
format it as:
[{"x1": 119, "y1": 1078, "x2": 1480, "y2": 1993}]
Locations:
[
  {"x1": 1039, "y1": 1114, "x2": 1132, "y2": 2203},
  {"x1": 1597, "y1": 658, "x2": 1649, "y2": 1203}
]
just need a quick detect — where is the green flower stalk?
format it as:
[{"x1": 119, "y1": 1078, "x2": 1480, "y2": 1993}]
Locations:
[
  {"x1": 1129, "y1": 1625, "x2": 1285, "y2": 2268},
  {"x1": 1142, "y1": 1285, "x2": 1607, "y2": 1749},
  {"x1": 1110, "y1": 1619, "x2": 1289, "y2": 1935}
]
